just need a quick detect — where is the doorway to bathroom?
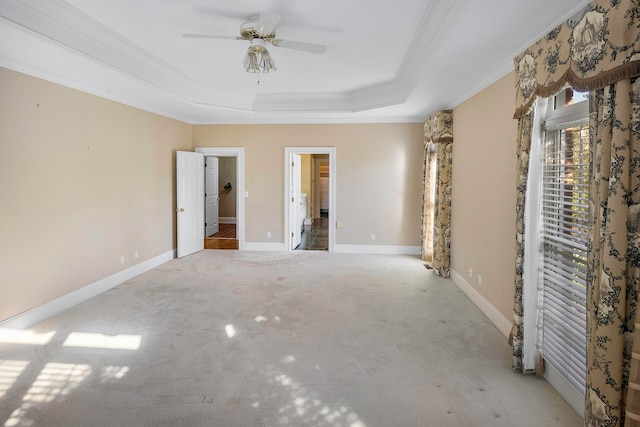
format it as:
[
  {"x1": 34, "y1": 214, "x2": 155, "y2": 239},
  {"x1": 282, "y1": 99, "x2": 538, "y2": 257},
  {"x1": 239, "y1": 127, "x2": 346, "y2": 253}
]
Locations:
[{"x1": 284, "y1": 147, "x2": 335, "y2": 252}]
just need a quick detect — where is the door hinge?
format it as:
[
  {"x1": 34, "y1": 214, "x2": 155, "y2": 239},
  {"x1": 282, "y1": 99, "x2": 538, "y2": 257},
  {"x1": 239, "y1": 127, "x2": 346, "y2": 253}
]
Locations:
[
  {"x1": 205, "y1": 222, "x2": 207, "y2": 227},
  {"x1": 291, "y1": 197, "x2": 294, "y2": 202},
  {"x1": 292, "y1": 161, "x2": 294, "y2": 167},
  {"x1": 291, "y1": 232, "x2": 294, "y2": 238}
]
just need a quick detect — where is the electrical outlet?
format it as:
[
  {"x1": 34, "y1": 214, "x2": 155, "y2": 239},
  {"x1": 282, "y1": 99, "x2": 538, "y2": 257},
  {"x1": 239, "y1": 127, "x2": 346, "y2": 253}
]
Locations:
[
  {"x1": 134, "y1": 250, "x2": 139, "y2": 259},
  {"x1": 469, "y1": 268, "x2": 473, "y2": 277},
  {"x1": 370, "y1": 233, "x2": 376, "y2": 241},
  {"x1": 120, "y1": 255, "x2": 125, "y2": 264},
  {"x1": 336, "y1": 221, "x2": 343, "y2": 229},
  {"x1": 266, "y1": 231, "x2": 272, "y2": 239},
  {"x1": 478, "y1": 275, "x2": 483, "y2": 286}
]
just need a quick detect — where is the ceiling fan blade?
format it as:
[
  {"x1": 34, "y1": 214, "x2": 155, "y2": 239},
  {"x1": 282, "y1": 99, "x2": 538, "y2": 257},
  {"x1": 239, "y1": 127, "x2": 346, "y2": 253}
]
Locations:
[
  {"x1": 182, "y1": 34, "x2": 239, "y2": 41},
  {"x1": 273, "y1": 39, "x2": 326, "y2": 54},
  {"x1": 256, "y1": 11, "x2": 281, "y2": 35}
]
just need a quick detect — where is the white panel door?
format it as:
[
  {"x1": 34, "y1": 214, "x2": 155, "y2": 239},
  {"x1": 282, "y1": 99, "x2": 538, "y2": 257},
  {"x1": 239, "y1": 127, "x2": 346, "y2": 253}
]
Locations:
[
  {"x1": 205, "y1": 157, "x2": 219, "y2": 237},
  {"x1": 290, "y1": 153, "x2": 302, "y2": 249},
  {"x1": 177, "y1": 151, "x2": 204, "y2": 258}
]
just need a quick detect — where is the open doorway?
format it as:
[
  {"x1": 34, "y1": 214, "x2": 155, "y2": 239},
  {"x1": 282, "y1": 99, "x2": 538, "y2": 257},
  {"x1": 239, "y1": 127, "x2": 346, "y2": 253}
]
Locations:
[
  {"x1": 294, "y1": 154, "x2": 329, "y2": 250},
  {"x1": 284, "y1": 147, "x2": 335, "y2": 252},
  {"x1": 204, "y1": 156, "x2": 238, "y2": 250},
  {"x1": 195, "y1": 147, "x2": 245, "y2": 251}
]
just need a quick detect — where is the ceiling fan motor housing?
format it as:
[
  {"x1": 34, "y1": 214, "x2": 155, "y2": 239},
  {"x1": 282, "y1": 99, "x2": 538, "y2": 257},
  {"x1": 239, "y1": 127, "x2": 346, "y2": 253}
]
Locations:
[{"x1": 240, "y1": 19, "x2": 275, "y2": 41}]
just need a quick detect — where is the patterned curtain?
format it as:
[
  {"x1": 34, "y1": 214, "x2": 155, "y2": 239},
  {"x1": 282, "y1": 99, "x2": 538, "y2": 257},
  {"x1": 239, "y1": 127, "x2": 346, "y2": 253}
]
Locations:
[
  {"x1": 586, "y1": 78, "x2": 640, "y2": 426},
  {"x1": 510, "y1": 0, "x2": 640, "y2": 423},
  {"x1": 422, "y1": 110, "x2": 453, "y2": 278},
  {"x1": 511, "y1": 111, "x2": 534, "y2": 374}
]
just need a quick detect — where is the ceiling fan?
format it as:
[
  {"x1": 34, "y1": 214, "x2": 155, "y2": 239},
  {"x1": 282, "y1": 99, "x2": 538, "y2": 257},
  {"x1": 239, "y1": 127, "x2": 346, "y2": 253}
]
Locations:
[{"x1": 183, "y1": 11, "x2": 327, "y2": 73}]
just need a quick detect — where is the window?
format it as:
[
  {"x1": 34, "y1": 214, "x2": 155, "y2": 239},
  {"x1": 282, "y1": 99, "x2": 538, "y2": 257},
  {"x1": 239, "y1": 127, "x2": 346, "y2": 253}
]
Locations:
[
  {"x1": 423, "y1": 146, "x2": 437, "y2": 264},
  {"x1": 539, "y1": 89, "x2": 589, "y2": 406},
  {"x1": 541, "y1": 122, "x2": 589, "y2": 396},
  {"x1": 553, "y1": 87, "x2": 589, "y2": 108}
]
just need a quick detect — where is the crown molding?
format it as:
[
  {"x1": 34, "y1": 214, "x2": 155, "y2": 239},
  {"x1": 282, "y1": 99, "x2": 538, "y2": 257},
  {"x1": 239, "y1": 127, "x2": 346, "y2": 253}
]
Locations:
[
  {"x1": 0, "y1": 18, "x2": 196, "y2": 124},
  {"x1": 253, "y1": 92, "x2": 350, "y2": 112},
  {"x1": 0, "y1": 0, "x2": 199, "y2": 101},
  {"x1": 347, "y1": 81, "x2": 407, "y2": 112},
  {"x1": 395, "y1": 0, "x2": 458, "y2": 93}
]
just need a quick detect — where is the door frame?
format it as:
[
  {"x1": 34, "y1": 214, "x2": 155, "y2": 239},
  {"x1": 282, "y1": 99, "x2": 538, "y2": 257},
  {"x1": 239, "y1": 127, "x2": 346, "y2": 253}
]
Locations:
[
  {"x1": 283, "y1": 147, "x2": 336, "y2": 252},
  {"x1": 195, "y1": 147, "x2": 245, "y2": 250}
]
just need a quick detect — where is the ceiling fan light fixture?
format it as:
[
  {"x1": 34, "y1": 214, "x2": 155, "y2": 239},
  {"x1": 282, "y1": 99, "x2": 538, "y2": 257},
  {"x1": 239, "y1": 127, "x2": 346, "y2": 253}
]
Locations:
[
  {"x1": 243, "y1": 48, "x2": 261, "y2": 73},
  {"x1": 243, "y1": 39, "x2": 276, "y2": 74},
  {"x1": 259, "y1": 48, "x2": 277, "y2": 73}
]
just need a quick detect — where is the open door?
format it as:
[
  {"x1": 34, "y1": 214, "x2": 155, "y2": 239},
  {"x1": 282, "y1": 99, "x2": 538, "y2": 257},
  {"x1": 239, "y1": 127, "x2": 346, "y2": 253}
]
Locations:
[
  {"x1": 177, "y1": 151, "x2": 204, "y2": 258},
  {"x1": 290, "y1": 153, "x2": 302, "y2": 249}
]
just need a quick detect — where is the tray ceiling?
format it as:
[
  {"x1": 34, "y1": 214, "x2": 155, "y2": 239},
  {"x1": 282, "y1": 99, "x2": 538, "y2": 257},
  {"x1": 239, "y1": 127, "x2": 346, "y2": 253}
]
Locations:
[{"x1": 0, "y1": 0, "x2": 590, "y2": 124}]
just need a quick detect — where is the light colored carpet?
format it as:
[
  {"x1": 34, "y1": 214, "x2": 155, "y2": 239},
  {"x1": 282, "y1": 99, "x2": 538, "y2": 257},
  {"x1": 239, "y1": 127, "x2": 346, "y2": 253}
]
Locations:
[{"x1": 0, "y1": 251, "x2": 582, "y2": 426}]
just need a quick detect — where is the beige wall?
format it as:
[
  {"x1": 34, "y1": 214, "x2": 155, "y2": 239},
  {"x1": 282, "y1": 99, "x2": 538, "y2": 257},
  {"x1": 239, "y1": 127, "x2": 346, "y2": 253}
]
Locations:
[
  {"x1": 0, "y1": 67, "x2": 192, "y2": 322},
  {"x1": 1, "y1": 65, "x2": 514, "y2": 324},
  {"x1": 192, "y1": 124, "x2": 423, "y2": 246},
  {"x1": 451, "y1": 72, "x2": 518, "y2": 320}
]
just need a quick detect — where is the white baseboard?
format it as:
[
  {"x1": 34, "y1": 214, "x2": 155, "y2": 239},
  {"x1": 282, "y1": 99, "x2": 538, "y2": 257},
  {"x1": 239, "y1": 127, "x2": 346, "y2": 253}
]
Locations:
[
  {"x1": 243, "y1": 242, "x2": 287, "y2": 251},
  {"x1": 0, "y1": 249, "x2": 175, "y2": 330},
  {"x1": 240, "y1": 243, "x2": 419, "y2": 255},
  {"x1": 450, "y1": 269, "x2": 512, "y2": 338},
  {"x1": 219, "y1": 217, "x2": 236, "y2": 224},
  {"x1": 334, "y1": 244, "x2": 420, "y2": 255}
]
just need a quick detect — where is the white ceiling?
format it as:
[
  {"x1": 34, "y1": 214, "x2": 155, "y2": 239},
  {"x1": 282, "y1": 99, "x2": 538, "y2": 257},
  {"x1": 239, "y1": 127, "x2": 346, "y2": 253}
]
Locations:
[{"x1": 0, "y1": 0, "x2": 590, "y2": 124}]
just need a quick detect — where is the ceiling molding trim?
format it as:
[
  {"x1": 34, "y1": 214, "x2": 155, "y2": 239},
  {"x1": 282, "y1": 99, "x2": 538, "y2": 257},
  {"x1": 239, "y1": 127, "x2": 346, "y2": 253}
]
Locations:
[
  {"x1": 251, "y1": 79, "x2": 408, "y2": 113},
  {"x1": 0, "y1": 53, "x2": 196, "y2": 124},
  {"x1": 0, "y1": 0, "x2": 200, "y2": 100},
  {"x1": 190, "y1": 113, "x2": 426, "y2": 126},
  {"x1": 192, "y1": 87, "x2": 255, "y2": 111},
  {"x1": 251, "y1": 91, "x2": 350, "y2": 112},
  {"x1": 347, "y1": 81, "x2": 407, "y2": 112},
  {"x1": 395, "y1": 0, "x2": 458, "y2": 92}
]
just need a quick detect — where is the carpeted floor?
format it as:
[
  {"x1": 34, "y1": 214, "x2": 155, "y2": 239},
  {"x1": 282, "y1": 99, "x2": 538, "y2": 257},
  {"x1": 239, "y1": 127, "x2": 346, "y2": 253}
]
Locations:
[{"x1": 0, "y1": 251, "x2": 581, "y2": 426}]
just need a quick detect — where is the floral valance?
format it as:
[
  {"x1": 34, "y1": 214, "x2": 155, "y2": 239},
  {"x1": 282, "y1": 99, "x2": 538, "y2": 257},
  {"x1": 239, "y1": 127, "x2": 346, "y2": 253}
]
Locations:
[
  {"x1": 424, "y1": 110, "x2": 453, "y2": 144},
  {"x1": 514, "y1": 0, "x2": 640, "y2": 118}
]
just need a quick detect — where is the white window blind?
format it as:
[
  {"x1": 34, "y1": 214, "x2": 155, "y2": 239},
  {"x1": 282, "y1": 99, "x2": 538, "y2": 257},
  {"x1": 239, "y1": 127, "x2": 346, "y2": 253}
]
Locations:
[{"x1": 541, "y1": 123, "x2": 589, "y2": 397}]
